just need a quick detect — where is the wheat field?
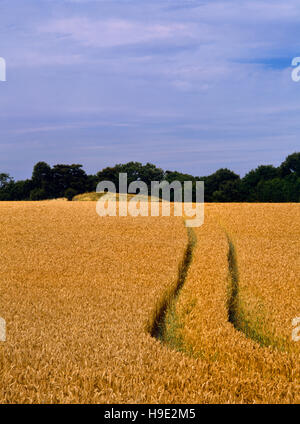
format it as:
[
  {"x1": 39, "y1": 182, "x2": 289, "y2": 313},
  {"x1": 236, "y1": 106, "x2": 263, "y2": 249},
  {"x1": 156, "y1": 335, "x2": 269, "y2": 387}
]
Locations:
[{"x1": 0, "y1": 201, "x2": 299, "y2": 403}]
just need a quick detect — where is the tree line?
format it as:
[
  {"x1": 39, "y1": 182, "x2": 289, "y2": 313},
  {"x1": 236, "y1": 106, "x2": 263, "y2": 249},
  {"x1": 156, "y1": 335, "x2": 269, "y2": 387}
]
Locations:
[{"x1": 0, "y1": 152, "x2": 299, "y2": 202}]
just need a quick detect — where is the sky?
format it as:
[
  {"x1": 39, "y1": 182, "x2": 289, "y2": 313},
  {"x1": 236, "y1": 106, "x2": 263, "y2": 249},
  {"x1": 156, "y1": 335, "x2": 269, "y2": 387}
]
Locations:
[{"x1": 1, "y1": 0, "x2": 300, "y2": 180}]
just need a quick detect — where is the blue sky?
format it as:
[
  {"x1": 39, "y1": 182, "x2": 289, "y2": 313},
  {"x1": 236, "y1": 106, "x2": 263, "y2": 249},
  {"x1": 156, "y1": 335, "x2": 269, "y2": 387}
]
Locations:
[{"x1": 1, "y1": 0, "x2": 300, "y2": 179}]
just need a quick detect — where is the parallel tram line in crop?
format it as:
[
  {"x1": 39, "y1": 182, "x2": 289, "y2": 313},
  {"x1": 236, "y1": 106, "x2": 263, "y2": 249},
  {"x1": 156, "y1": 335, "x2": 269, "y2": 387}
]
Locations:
[
  {"x1": 150, "y1": 226, "x2": 196, "y2": 353},
  {"x1": 163, "y1": 205, "x2": 299, "y2": 403},
  {"x1": 226, "y1": 233, "x2": 286, "y2": 350},
  {"x1": 0, "y1": 202, "x2": 299, "y2": 403},
  {"x1": 216, "y1": 204, "x2": 300, "y2": 353}
]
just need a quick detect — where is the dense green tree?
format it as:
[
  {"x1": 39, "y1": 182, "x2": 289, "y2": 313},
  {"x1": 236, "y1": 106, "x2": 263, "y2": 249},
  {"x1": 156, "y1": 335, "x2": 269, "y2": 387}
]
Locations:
[
  {"x1": 32, "y1": 162, "x2": 52, "y2": 187},
  {"x1": 96, "y1": 162, "x2": 164, "y2": 192},
  {"x1": 280, "y1": 152, "x2": 300, "y2": 177},
  {"x1": 52, "y1": 164, "x2": 88, "y2": 198},
  {"x1": 256, "y1": 178, "x2": 287, "y2": 202},
  {"x1": 29, "y1": 188, "x2": 48, "y2": 201},
  {"x1": 0, "y1": 173, "x2": 13, "y2": 189},
  {"x1": 86, "y1": 174, "x2": 98, "y2": 192},
  {"x1": 1, "y1": 152, "x2": 300, "y2": 202},
  {"x1": 243, "y1": 164, "x2": 278, "y2": 187},
  {"x1": 164, "y1": 170, "x2": 195, "y2": 183},
  {"x1": 163, "y1": 170, "x2": 197, "y2": 201},
  {"x1": 7, "y1": 180, "x2": 33, "y2": 200},
  {"x1": 96, "y1": 166, "x2": 121, "y2": 190},
  {"x1": 212, "y1": 179, "x2": 244, "y2": 202},
  {"x1": 139, "y1": 162, "x2": 164, "y2": 187},
  {"x1": 31, "y1": 162, "x2": 54, "y2": 198},
  {"x1": 205, "y1": 168, "x2": 240, "y2": 202},
  {"x1": 64, "y1": 188, "x2": 78, "y2": 201},
  {"x1": 282, "y1": 173, "x2": 300, "y2": 202}
]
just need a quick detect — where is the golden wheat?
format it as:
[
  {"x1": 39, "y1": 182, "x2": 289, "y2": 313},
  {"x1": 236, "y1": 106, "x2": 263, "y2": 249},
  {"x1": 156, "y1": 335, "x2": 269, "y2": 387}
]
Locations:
[
  {"x1": 0, "y1": 201, "x2": 299, "y2": 403},
  {"x1": 172, "y1": 204, "x2": 299, "y2": 403},
  {"x1": 216, "y1": 203, "x2": 300, "y2": 350}
]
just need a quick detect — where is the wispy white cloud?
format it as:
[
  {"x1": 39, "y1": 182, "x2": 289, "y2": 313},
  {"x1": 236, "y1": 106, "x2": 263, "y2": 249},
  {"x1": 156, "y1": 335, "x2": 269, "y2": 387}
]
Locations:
[
  {"x1": 12, "y1": 121, "x2": 133, "y2": 135},
  {"x1": 9, "y1": 52, "x2": 84, "y2": 68},
  {"x1": 40, "y1": 18, "x2": 193, "y2": 48}
]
